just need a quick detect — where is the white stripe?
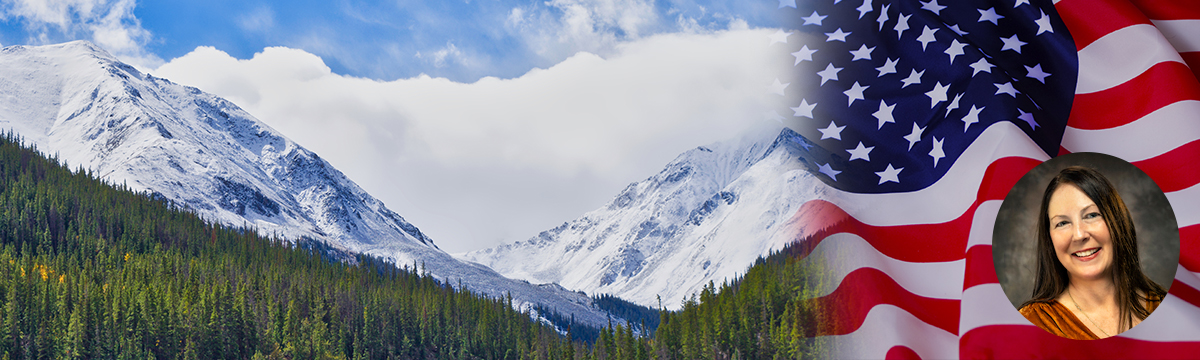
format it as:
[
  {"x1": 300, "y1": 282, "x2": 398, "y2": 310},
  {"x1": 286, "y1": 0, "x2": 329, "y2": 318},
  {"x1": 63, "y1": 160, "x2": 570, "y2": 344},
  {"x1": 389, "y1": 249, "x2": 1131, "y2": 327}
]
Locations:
[
  {"x1": 960, "y1": 283, "x2": 1031, "y2": 332},
  {"x1": 1077, "y1": 24, "x2": 1186, "y2": 94},
  {"x1": 966, "y1": 200, "x2": 1002, "y2": 249},
  {"x1": 1152, "y1": 19, "x2": 1200, "y2": 53},
  {"x1": 826, "y1": 305, "x2": 959, "y2": 360},
  {"x1": 1120, "y1": 295, "x2": 1200, "y2": 341},
  {"x1": 1061, "y1": 100, "x2": 1200, "y2": 162},
  {"x1": 1166, "y1": 182, "x2": 1200, "y2": 228},
  {"x1": 808, "y1": 233, "x2": 964, "y2": 300},
  {"x1": 816, "y1": 121, "x2": 1048, "y2": 227},
  {"x1": 1174, "y1": 265, "x2": 1200, "y2": 291}
]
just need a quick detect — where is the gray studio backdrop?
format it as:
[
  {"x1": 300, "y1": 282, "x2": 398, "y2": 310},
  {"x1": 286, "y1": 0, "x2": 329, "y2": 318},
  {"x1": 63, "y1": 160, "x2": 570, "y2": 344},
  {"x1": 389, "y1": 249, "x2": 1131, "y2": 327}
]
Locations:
[{"x1": 993, "y1": 152, "x2": 1180, "y2": 310}]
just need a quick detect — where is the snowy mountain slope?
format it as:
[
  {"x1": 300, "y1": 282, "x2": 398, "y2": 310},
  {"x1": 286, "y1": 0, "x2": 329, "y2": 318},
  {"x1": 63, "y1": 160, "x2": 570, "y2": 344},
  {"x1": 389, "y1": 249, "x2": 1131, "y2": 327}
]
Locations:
[
  {"x1": 0, "y1": 41, "x2": 616, "y2": 328},
  {"x1": 461, "y1": 122, "x2": 829, "y2": 310}
]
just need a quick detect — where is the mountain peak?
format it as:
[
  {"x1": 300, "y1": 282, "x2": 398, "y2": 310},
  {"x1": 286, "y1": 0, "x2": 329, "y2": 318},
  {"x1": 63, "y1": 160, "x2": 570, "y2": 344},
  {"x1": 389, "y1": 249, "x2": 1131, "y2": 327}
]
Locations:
[
  {"x1": 0, "y1": 41, "x2": 433, "y2": 252},
  {"x1": 461, "y1": 123, "x2": 821, "y2": 309},
  {"x1": 0, "y1": 41, "x2": 634, "y2": 331}
]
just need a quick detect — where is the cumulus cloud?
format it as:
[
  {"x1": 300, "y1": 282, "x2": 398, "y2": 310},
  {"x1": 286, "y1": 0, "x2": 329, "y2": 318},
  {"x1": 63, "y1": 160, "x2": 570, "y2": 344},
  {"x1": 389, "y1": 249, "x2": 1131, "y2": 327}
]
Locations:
[
  {"x1": 153, "y1": 28, "x2": 786, "y2": 253},
  {"x1": 0, "y1": 0, "x2": 160, "y2": 67}
]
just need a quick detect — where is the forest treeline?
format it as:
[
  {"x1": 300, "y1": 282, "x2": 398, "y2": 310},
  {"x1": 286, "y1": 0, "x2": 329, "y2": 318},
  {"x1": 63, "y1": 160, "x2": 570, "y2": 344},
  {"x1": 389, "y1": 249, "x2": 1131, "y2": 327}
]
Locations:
[{"x1": 0, "y1": 131, "x2": 822, "y2": 359}]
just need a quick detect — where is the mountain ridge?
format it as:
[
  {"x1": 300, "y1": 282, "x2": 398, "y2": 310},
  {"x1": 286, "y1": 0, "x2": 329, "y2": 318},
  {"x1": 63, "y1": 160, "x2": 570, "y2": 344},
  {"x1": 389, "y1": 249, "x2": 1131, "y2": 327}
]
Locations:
[
  {"x1": 461, "y1": 122, "x2": 826, "y2": 309},
  {"x1": 0, "y1": 40, "x2": 621, "y2": 329}
]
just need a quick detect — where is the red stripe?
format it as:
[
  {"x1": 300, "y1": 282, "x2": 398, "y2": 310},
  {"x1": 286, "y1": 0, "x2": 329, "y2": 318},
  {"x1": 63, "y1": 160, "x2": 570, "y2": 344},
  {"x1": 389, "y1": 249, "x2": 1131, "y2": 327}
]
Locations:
[
  {"x1": 963, "y1": 245, "x2": 997, "y2": 290},
  {"x1": 806, "y1": 267, "x2": 959, "y2": 337},
  {"x1": 1170, "y1": 279, "x2": 1200, "y2": 309},
  {"x1": 1056, "y1": 0, "x2": 1153, "y2": 50},
  {"x1": 1067, "y1": 61, "x2": 1200, "y2": 129},
  {"x1": 885, "y1": 346, "x2": 921, "y2": 360},
  {"x1": 790, "y1": 158, "x2": 1042, "y2": 263},
  {"x1": 961, "y1": 325, "x2": 1200, "y2": 359},
  {"x1": 1129, "y1": 1, "x2": 1200, "y2": 20},
  {"x1": 1131, "y1": 139, "x2": 1200, "y2": 193},
  {"x1": 1182, "y1": 52, "x2": 1200, "y2": 81},
  {"x1": 1180, "y1": 224, "x2": 1200, "y2": 273}
]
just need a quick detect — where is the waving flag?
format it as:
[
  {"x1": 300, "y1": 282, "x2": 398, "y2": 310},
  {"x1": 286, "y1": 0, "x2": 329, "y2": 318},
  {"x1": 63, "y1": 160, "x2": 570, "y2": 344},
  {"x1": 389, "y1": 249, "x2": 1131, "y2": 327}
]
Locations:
[{"x1": 776, "y1": 0, "x2": 1200, "y2": 358}]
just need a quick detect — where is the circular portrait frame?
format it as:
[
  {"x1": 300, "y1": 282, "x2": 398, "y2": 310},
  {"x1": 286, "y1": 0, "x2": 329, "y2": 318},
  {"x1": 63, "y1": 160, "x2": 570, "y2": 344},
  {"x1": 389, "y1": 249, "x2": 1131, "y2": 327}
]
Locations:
[{"x1": 992, "y1": 152, "x2": 1180, "y2": 336}]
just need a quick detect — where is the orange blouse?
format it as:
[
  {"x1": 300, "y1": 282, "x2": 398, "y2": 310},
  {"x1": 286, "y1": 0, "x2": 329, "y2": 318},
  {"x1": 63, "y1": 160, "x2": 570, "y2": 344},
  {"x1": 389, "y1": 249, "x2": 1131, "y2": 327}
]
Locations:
[{"x1": 1018, "y1": 296, "x2": 1163, "y2": 340}]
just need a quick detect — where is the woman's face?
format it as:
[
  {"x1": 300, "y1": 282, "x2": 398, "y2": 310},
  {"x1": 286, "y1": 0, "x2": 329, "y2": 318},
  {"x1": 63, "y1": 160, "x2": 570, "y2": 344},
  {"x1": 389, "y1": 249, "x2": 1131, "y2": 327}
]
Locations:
[{"x1": 1047, "y1": 183, "x2": 1114, "y2": 282}]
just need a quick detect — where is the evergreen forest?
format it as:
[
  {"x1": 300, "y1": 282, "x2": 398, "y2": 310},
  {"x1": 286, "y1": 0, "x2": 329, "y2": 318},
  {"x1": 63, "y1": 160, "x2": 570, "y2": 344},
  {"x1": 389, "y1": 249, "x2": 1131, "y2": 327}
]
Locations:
[{"x1": 0, "y1": 131, "x2": 822, "y2": 359}]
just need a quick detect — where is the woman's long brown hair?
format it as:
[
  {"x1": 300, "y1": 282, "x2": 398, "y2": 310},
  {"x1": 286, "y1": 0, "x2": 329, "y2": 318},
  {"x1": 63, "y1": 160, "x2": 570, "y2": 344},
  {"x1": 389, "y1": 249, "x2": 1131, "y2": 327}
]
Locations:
[{"x1": 1021, "y1": 166, "x2": 1165, "y2": 334}]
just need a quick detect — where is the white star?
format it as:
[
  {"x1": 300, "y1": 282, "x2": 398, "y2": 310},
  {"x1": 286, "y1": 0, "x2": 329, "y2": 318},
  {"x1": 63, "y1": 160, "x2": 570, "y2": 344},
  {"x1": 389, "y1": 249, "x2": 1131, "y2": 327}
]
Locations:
[
  {"x1": 969, "y1": 57, "x2": 993, "y2": 76},
  {"x1": 819, "y1": 121, "x2": 845, "y2": 140},
  {"x1": 1014, "y1": 0, "x2": 1031, "y2": 7},
  {"x1": 877, "y1": 4, "x2": 891, "y2": 30},
  {"x1": 901, "y1": 69, "x2": 924, "y2": 88},
  {"x1": 926, "y1": 82, "x2": 949, "y2": 108},
  {"x1": 792, "y1": 45, "x2": 817, "y2": 65},
  {"x1": 802, "y1": 11, "x2": 827, "y2": 26},
  {"x1": 916, "y1": 26, "x2": 938, "y2": 51},
  {"x1": 817, "y1": 63, "x2": 843, "y2": 86},
  {"x1": 770, "y1": 30, "x2": 793, "y2": 45},
  {"x1": 876, "y1": 58, "x2": 898, "y2": 76},
  {"x1": 844, "y1": 82, "x2": 869, "y2": 106},
  {"x1": 1035, "y1": 11, "x2": 1054, "y2": 35},
  {"x1": 1001, "y1": 34, "x2": 1027, "y2": 53},
  {"x1": 903, "y1": 123, "x2": 925, "y2": 151},
  {"x1": 779, "y1": 0, "x2": 797, "y2": 9},
  {"x1": 769, "y1": 78, "x2": 790, "y2": 96},
  {"x1": 791, "y1": 99, "x2": 816, "y2": 118},
  {"x1": 873, "y1": 100, "x2": 896, "y2": 129},
  {"x1": 921, "y1": 0, "x2": 946, "y2": 15},
  {"x1": 978, "y1": 7, "x2": 1004, "y2": 25},
  {"x1": 930, "y1": 137, "x2": 946, "y2": 167},
  {"x1": 1025, "y1": 64, "x2": 1051, "y2": 83},
  {"x1": 945, "y1": 39, "x2": 966, "y2": 64},
  {"x1": 949, "y1": 24, "x2": 968, "y2": 36},
  {"x1": 826, "y1": 28, "x2": 851, "y2": 42},
  {"x1": 1019, "y1": 109, "x2": 1039, "y2": 129},
  {"x1": 857, "y1": 0, "x2": 873, "y2": 20},
  {"x1": 850, "y1": 44, "x2": 876, "y2": 61},
  {"x1": 895, "y1": 13, "x2": 911, "y2": 38},
  {"x1": 818, "y1": 163, "x2": 842, "y2": 181},
  {"x1": 946, "y1": 93, "x2": 962, "y2": 115},
  {"x1": 876, "y1": 164, "x2": 903, "y2": 185},
  {"x1": 995, "y1": 82, "x2": 1018, "y2": 97},
  {"x1": 847, "y1": 142, "x2": 874, "y2": 161},
  {"x1": 962, "y1": 105, "x2": 984, "y2": 132}
]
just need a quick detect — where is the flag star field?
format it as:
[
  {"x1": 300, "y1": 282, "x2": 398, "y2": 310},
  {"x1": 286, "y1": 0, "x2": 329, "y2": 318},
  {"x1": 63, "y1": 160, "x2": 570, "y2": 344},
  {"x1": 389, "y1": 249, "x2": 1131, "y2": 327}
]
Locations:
[{"x1": 782, "y1": 0, "x2": 1074, "y2": 194}]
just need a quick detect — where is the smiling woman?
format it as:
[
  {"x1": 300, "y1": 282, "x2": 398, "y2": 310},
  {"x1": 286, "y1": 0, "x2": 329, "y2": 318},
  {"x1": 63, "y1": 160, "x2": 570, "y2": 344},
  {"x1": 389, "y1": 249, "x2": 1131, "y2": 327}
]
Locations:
[
  {"x1": 993, "y1": 153, "x2": 1180, "y2": 341},
  {"x1": 1018, "y1": 165, "x2": 1167, "y2": 339}
]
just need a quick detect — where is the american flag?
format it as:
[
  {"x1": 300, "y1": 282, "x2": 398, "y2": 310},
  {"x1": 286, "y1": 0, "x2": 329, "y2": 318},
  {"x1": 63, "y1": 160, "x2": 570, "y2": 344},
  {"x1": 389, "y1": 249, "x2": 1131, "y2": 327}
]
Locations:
[{"x1": 773, "y1": 0, "x2": 1200, "y2": 357}]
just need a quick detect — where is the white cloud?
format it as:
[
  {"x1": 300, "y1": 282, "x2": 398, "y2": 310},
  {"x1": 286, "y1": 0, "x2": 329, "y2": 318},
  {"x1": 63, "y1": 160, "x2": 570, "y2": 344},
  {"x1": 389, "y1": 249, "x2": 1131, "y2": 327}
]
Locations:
[
  {"x1": 0, "y1": 0, "x2": 160, "y2": 68},
  {"x1": 415, "y1": 42, "x2": 468, "y2": 69},
  {"x1": 153, "y1": 28, "x2": 785, "y2": 253},
  {"x1": 506, "y1": 0, "x2": 662, "y2": 64}
]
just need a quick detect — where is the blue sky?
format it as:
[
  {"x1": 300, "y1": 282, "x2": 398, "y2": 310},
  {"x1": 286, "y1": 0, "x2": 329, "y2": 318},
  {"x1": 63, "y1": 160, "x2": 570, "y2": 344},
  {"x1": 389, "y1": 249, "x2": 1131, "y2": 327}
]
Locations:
[
  {"x1": 1, "y1": 0, "x2": 781, "y2": 82},
  {"x1": 0, "y1": 0, "x2": 788, "y2": 253}
]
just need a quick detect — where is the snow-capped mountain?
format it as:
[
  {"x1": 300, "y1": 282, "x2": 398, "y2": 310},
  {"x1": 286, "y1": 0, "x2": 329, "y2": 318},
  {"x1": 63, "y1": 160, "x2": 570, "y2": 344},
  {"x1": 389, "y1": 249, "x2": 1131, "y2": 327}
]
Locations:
[
  {"x1": 0, "y1": 41, "x2": 616, "y2": 328},
  {"x1": 461, "y1": 122, "x2": 828, "y2": 310}
]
